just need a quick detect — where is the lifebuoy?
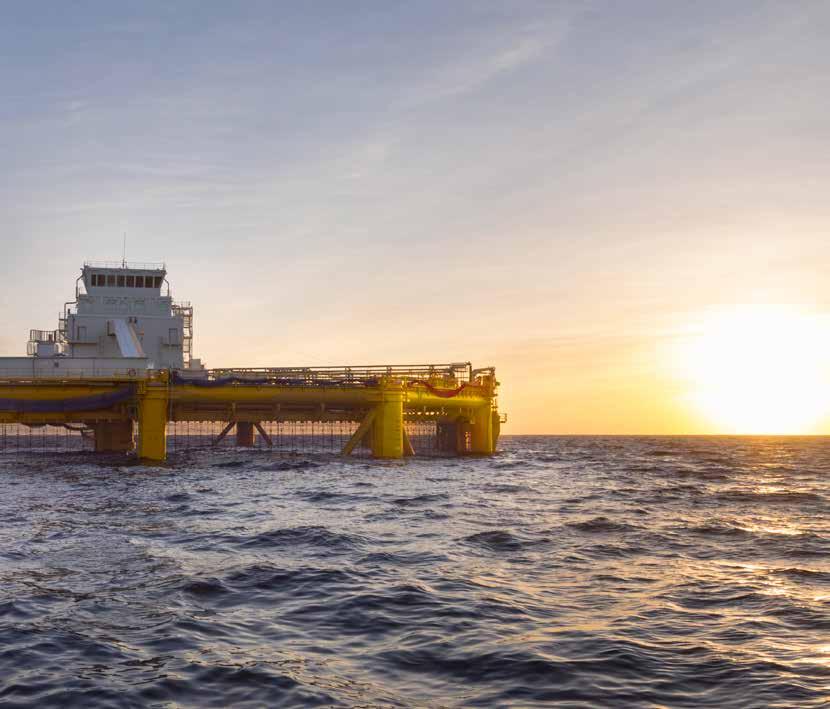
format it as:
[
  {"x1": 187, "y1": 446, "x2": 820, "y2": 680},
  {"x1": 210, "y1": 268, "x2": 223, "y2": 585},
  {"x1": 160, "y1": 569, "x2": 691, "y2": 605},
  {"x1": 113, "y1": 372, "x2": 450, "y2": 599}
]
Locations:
[{"x1": 127, "y1": 368, "x2": 137, "y2": 377}]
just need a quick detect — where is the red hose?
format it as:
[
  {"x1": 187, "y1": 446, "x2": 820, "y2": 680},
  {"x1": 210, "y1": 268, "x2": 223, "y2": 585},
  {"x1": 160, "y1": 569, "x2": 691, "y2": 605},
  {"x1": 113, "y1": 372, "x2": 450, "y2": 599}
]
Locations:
[{"x1": 407, "y1": 380, "x2": 472, "y2": 398}]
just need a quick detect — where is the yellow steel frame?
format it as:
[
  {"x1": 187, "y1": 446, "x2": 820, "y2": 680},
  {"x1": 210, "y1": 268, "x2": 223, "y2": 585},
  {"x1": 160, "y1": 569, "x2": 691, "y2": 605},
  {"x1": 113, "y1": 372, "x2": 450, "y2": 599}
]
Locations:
[{"x1": 0, "y1": 369, "x2": 500, "y2": 462}]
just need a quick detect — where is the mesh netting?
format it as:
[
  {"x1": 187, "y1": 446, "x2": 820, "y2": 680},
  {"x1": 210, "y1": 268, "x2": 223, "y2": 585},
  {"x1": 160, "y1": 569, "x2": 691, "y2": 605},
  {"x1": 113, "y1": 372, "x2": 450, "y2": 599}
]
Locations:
[{"x1": 0, "y1": 423, "x2": 95, "y2": 457}]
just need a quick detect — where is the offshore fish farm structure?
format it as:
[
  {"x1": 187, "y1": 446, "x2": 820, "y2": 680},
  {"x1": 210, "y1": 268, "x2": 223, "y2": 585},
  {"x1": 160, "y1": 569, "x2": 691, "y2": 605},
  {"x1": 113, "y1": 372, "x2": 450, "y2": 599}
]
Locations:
[{"x1": 0, "y1": 262, "x2": 501, "y2": 462}]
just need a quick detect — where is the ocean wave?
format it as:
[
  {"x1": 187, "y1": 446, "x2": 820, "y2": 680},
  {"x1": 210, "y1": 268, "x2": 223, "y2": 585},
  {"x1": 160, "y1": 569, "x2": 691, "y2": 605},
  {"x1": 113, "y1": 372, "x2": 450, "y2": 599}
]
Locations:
[
  {"x1": 238, "y1": 526, "x2": 365, "y2": 551},
  {"x1": 686, "y1": 523, "x2": 752, "y2": 537},
  {"x1": 390, "y1": 493, "x2": 448, "y2": 507},
  {"x1": 164, "y1": 492, "x2": 191, "y2": 503},
  {"x1": 218, "y1": 564, "x2": 361, "y2": 602},
  {"x1": 463, "y1": 529, "x2": 549, "y2": 552},
  {"x1": 212, "y1": 460, "x2": 246, "y2": 468},
  {"x1": 768, "y1": 567, "x2": 830, "y2": 582},
  {"x1": 259, "y1": 460, "x2": 320, "y2": 472},
  {"x1": 294, "y1": 489, "x2": 368, "y2": 503},
  {"x1": 2, "y1": 436, "x2": 829, "y2": 707},
  {"x1": 358, "y1": 550, "x2": 449, "y2": 566},
  {"x1": 377, "y1": 645, "x2": 575, "y2": 687},
  {"x1": 182, "y1": 577, "x2": 230, "y2": 598},
  {"x1": 566, "y1": 516, "x2": 637, "y2": 533},
  {"x1": 717, "y1": 490, "x2": 826, "y2": 505},
  {"x1": 481, "y1": 483, "x2": 539, "y2": 494}
]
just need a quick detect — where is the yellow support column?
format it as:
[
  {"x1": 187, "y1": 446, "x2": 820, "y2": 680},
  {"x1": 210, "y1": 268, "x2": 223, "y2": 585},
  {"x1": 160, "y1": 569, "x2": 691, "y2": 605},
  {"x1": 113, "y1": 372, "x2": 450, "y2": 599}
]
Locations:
[
  {"x1": 137, "y1": 376, "x2": 169, "y2": 462},
  {"x1": 370, "y1": 382, "x2": 404, "y2": 459},
  {"x1": 469, "y1": 373, "x2": 498, "y2": 455},
  {"x1": 469, "y1": 405, "x2": 495, "y2": 454}
]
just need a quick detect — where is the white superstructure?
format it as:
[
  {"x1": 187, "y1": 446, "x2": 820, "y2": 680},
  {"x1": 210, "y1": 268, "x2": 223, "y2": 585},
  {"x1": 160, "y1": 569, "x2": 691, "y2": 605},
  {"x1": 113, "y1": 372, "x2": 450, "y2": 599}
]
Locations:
[{"x1": 0, "y1": 261, "x2": 200, "y2": 379}]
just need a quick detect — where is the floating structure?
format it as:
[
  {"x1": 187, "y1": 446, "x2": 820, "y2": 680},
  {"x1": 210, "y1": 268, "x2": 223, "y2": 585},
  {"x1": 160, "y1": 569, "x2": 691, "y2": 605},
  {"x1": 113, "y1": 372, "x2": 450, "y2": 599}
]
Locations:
[{"x1": 0, "y1": 262, "x2": 500, "y2": 461}]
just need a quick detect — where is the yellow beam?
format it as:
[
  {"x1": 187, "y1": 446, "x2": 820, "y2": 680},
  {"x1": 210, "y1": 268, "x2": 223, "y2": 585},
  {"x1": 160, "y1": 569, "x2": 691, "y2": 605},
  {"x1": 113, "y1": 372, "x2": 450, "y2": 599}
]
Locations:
[
  {"x1": 171, "y1": 384, "x2": 492, "y2": 411},
  {"x1": 0, "y1": 376, "x2": 142, "y2": 385},
  {"x1": 254, "y1": 422, "x2": 273, "y2": 447},
  {"x1": 0, "y1": 411, "x2": 128, "y2": 424},
  {"x1": 212, "y1": 421, "x2": 235, "y2": 446},
  {"x1": 170, "y1": 409, "x2": 367, "y2": 424},
  {"x1": 341, "y1": 409, "x2": 376, "y2": 456},
  {"x1": 0, "y1": 384, "x2": 126, "y2": 399},
  {"x1": 402, "y1": 427, "x2": 415, "y2": 457}
]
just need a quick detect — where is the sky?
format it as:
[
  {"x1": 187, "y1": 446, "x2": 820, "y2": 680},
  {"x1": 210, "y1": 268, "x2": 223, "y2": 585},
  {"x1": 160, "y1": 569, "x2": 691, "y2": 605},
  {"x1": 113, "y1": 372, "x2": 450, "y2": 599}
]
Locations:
[{"x1": 1, "y1": 1, "x2": 829, "y2": 434}]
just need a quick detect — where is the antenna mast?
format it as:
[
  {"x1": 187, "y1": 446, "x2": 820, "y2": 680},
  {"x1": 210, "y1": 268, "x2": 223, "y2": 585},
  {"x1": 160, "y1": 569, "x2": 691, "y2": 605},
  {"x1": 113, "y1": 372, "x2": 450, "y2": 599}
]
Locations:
[{"x1": 122, "y1": 233, "x2": 127, "y2": 268}]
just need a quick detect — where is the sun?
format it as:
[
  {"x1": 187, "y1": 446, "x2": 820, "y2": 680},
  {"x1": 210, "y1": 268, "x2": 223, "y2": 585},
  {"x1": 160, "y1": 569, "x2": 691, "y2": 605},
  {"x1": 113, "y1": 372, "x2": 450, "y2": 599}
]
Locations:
[{"x1": 678, "y1": 306, "x2": 830, "y2": 434}]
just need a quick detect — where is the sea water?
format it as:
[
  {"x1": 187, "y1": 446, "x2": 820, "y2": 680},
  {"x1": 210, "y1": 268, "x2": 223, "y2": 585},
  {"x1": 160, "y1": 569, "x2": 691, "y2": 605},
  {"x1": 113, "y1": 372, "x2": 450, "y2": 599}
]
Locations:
[{"x1": 1, "y1": 436, "x2": 828, "y2": 707}]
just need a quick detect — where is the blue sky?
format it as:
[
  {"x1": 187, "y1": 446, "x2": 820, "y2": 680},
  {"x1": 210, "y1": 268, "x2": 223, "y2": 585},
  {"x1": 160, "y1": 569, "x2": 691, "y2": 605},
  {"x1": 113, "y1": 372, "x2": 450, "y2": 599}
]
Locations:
[{"x1": 1, "y1": 1, "x2": 828, "y2": 431}]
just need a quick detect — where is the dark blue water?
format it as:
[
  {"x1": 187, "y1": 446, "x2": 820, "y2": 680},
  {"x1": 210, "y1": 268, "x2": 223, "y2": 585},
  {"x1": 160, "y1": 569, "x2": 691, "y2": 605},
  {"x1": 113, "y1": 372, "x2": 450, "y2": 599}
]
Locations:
[{"x1": 1, "y1": 436, "x2": 828, "y2": 707}]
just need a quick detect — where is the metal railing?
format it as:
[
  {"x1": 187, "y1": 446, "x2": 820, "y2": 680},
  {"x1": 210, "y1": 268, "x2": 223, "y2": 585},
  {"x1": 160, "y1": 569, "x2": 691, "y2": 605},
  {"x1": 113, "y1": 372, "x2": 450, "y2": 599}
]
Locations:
[
  {"x1": 0, "y1": 361, "x2": 493, "y2": 391},
  {"x1": 172, "y1": 303, "x2": 194, "y2": 366},
  {"x1": 83, "y1": 261, "x2": 166, "y2": 271},
  {"x1": 27, "y1": 330, "x2": 63, "y2": 356},
  {"x1": 175, "y1": 363, "x2": 480, "y2": 387},
  {"x1": 0, "y1": 369, "x2": 147, "y2": 381},
  {"x1": 29, "y1": 329, "x2": 60, "y2": 344}
]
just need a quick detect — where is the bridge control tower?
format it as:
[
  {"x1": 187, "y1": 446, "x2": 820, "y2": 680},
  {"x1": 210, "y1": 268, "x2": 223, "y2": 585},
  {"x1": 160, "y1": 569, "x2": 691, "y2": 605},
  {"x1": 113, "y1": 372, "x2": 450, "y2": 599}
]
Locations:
[
  {"x1": 8, "y1": 262, "x2": 199, "y2": 378},
  {"x1": 65, "y1": 262, "x2": 191, "y2": 368}
]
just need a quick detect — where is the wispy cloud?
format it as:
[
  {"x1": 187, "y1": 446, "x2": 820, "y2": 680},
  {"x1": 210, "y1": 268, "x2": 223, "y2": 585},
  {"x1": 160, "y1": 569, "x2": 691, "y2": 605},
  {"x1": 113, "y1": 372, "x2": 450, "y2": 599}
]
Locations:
[{"x1": 397, "y1": 16, "x2": 572, "y2": 109}]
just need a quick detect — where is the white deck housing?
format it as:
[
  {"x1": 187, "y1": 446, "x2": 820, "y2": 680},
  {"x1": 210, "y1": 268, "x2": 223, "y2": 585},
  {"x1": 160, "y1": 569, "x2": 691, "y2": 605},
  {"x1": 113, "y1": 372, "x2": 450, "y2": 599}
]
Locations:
[
  {"x1": 0, "y1": 261, "x2": 198, "y2": 378},
  {"x1": 0, "y1": 357, "x2": 149, "y2": 380}
]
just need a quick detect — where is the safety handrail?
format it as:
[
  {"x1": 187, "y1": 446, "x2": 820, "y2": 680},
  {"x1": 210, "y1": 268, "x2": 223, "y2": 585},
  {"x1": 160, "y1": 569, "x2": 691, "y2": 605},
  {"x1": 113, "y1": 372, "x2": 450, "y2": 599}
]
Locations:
[
  {"x1": 199, "y1": 363, "x2": 474, "y2": 382},
  {"x1": 83, "y1": 261, "x2": 166, "y2": 271}
]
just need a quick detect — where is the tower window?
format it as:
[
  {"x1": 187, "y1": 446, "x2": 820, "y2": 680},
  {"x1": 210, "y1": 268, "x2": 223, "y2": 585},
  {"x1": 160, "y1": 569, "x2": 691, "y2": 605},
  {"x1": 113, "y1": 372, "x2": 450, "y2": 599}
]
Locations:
[
  {"x1": 135, "y1": 276, "x2": 144, "y2": 288},
  {"x1": 90, "y1": 274, "x2": 98, "y2": 287},
  {"x1": 126, "y1": 275, "x2": 135, "y2": 287},
  {"x1": 117, "y1": 275, "x2": 125, "y2": 287},
  {"x1": 144, "y1": 276, "x2": 154, "y2": 288},
  {"x1": 154, "y1": 276, "x2": 163, "y2": 288},
  {"x1": 106, "y1": 275, "x2": 116, "y2": 286}
]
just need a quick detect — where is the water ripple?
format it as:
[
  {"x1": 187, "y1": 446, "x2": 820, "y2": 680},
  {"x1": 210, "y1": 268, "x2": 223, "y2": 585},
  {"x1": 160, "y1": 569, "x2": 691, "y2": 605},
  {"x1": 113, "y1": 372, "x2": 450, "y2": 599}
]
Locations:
[{"x1": 1, "y1": 436, "x2": 828, "y2": 707}]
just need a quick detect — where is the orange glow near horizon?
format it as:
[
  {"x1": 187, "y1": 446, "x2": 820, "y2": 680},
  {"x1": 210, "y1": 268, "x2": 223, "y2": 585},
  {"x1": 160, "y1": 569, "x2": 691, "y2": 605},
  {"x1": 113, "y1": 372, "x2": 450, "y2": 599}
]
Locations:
[{"x1": 675, "y1": 306, "x2": 830, "y2": 435}]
